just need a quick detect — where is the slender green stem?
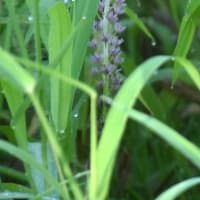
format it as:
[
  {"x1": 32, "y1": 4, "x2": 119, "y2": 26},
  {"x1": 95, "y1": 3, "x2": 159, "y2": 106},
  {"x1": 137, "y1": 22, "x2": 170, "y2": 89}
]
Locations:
[
  {"x1": 0, "y1": 166, "x2": 27, "y2": 181},
  {"x1": 89, "y1": 93, "x2": 98, "y2": 200},
  {"x1": 3, "y1": 17, "x2": 12, "y2": 50},
  {"x1": 29, "y1": 92, "x2": 84, "y2": 200},
  {"x1": 32, "y1": 0, "x2": 42, "y2": 63},
  {"x1": 33, "y1": 171, "x2": 89, "y2": 200},
  {"x1": 6, "y1": 0, "x2": 28, "y2": 58},
  {"x1": 17, "y1": 57, "x2": 96, "y2": 98}
]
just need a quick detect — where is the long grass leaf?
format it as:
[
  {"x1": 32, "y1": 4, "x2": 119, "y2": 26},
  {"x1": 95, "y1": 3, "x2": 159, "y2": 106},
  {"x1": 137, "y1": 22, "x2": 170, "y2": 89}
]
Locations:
[
  {"x1": 175, "y1": 57, "x2": 200, "y2": 90},
  {"x1": 126, "y1": 7, "x2": 155, "y2": 43},
  {"x1": 48, "y1": 2, "x2": 73, "y2": 133},
  {"x1": 72, "y1": 0, "x2": 99, "y2": 79},
  {"x1": 0, "y1": 140, "x2": 57, "y2": 187},
  {"x1": 172, "y1": 0, "x2": 200, "y2": 82},
  {"x1": 0, "y1": 48, "x2": 36, "y2": 93},
  {"x1": 155, "y1": 177, "x2": 200, "y2": 200},
  {"x1": 97, "y1": 56, "x2": 171, "y2": 199}
]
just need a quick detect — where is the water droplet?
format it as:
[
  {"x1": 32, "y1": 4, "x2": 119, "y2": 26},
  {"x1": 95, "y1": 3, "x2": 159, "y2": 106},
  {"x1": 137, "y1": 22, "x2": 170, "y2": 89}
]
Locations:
[
  {"x1": 59, "y1": 130, "x2": 65, "y2": 134},
  {"x1": 64, "y1": 0, "x2": 68, "y2": 3},
  {"x1": 28, "y1": 15, "x2": 33, "y2": 22},
  {"x1": 73, "y1": 113, "x2": 78, "y2": 118},
  {"x1": 151, "y1": 41, "x2": 156, "y2": 47},
  {"x1": 72, "y1": 0, "x2": 76, "y2": 2},
  {"x1": 171, "y1": 56, "x2": 175, "y2": 61},
  {"x1": 82, "y1": 16, "x2": 87, "y2": 20}
]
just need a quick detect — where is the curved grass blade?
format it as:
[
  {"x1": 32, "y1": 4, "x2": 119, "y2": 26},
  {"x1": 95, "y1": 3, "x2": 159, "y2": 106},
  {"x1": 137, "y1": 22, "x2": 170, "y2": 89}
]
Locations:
[
  {"x1": 0, "y1": 140, "x2": 58, "y2": 188},
  {"x1": 155, "y1": 177, "x2": 200, "y2": 200},
  {"x1": 0, "y1": 166, "x2": 27, "y2": 181},
  {"x1": 128, "y1": 109, "x2": 200, "y2": 170},
  {"x1": 174, "y1": 57, "x2": 200, "y2": 90},
  {"x1": 96, "y1": 55, "x2": 171, "y2": 199},
  {"x1": 0, "y1": 48, "x2": 35, "y2": 145},
  {"x1": 126, "y1": 7, "x2": 155, "y2": 43},
  {"x1": 0, "y1": 192, "x2": 33, "y2": 199},
  {"x1": 173, "y1": 0, "x2": 200, "y2": 83},
  {"x1": 173, "y1": 16, "x2": 195, "y2": 82},
  {"x1": 0, "y1": 48, "x2": 37, "y2": 189},
  {"x1": 0, "y1": 48, "x2": 36, "y2": 93},
  {"x1": 102, "y1": 96, "x2": 200, "y2": 196},
  {"x1": 16, "y1": 56, "x2": 97, "y2": 200}
]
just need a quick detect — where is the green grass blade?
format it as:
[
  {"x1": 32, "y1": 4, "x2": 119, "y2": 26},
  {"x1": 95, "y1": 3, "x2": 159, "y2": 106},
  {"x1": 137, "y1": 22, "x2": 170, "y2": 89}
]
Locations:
[
  {"x1": 156, "y1": 177, "x2": 200, "y2": 200},
  {"x1": 173, "y1": 16, "x2": 195, "y2": 82},
  {"x1": 17, "y1": 56, "x2": 97, "y2": 200},
  {"x1": 26, "y1": 0, "x2": 42, "y2": 63},
  {"x1": 175, "y1": 57, "x2": 200, "y2": 90},
  {"x1": 0, "y1": 48, "x2": 36, "y2": 93},
  {"x1": 0, "y1": 48, "x2": 38, "y2": 190},
  {"x1": 173, "y1": 0, "x2": 200, "y2": 83},
  {"x1": 0, "y1": 192, "x2": 33, "y2": 199},
  {"x1": 169, "y1": 0, "x2": 180, "y2": 27},
  {"x1": 72, "y1": 0, "x2": 99, "y2": 79},
  {"x1": 140, "y1": 85, "x2": 166, "y2": 121},
  {"x1": 96, "y1": 55, "x2": 171, "y2": 199},
  {"x1": 102, "y1": 96, "x2": 200, "y2": 183},
  {"x1": 5, "y1": 0, "x2": 28, "y2": 58},
  {"x1": 126, "y1": 7, "x2": 155, "y2": 43},
  {"x1": 0, "y1": 166, "x2": 27, "y2": 181},
  {"x1": 0, "y1": 140, "x2": 57, "y2": 187},
  {"x1": 48, "y1": 2, "x2": 73, "y2": 133},
  {"x1": 128, "y1": 109, "x2": 200, "y2": 169},
  {"x1": 155, "y1": 177, "x2": 200, "y2": 200}
]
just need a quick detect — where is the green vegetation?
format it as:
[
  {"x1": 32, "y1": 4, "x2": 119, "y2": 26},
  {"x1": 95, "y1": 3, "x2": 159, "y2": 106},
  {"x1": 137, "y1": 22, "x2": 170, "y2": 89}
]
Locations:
[{"x1": 0, "y1": 0, "x2": 200, "y2": 199}]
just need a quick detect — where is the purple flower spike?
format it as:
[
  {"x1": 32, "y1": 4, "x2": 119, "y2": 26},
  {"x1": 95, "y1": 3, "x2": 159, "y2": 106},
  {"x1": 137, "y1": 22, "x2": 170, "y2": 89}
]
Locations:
[
  {"x1": 102, "y1": 64, "x2": 115, "y2": 75},
  {"x1": 91, "y1": 68, "x2": 99, "y2": 76},
  {"x1": 89, "y1": 39, "x2": 98, "y2": 49},
  {"x1": 107, "y1": 11, "x2": 118, "y2": 23},
  {"x1": 114, "y1": 4, "x2": 126, "y2": 15},
  {"x1": 101, "y1": 34, "x2": 110, "y2": 43},
  {"x1": 98, "y1": 0, "x2": 105, "y2": 13},
  {"x1": 113, "y1": 53, "x2": 123, "y2": 65},
  {"x1": 114, "y1": 22, "x2": 126, "y2": 33},
  {"x1": 91, "y1": 53, "x2": 102, "y2": 64},
  {"x1": 89, "y1": 0, "x2": 126, "y2": 94}
]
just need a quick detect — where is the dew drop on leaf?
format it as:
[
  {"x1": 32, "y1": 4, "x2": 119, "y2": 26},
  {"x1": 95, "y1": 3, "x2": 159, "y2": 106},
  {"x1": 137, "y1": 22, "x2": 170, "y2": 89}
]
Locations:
[
  {"x1": 73, "y1": 113, "x2": 78, "y2": 118},
  {"x1": 151, "y1": 41, "x2": 156, "y2": 47},
  {"x1": 28, "y1": 15, "x2": 33, "y2": 22}
]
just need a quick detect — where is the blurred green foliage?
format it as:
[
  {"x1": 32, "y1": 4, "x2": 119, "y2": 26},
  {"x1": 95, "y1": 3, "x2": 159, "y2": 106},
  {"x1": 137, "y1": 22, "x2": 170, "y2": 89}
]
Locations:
[{"x1": 0, "y1": 0, "x2": 200, "y2": 199}]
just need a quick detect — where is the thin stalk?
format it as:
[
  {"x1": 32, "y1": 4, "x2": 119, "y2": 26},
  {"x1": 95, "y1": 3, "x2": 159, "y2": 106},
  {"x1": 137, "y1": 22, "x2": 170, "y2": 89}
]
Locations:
[
  {"x1": 89, "y1": 93, "x2": 98, "y2": 200},
  {"x1": 3, "y1": 17, "x2": 12, "y2": 50},
  {"x1": 33, "y1": 171, "x2": 89, "y2": 200},
  {"x1": 0, "y1": 166, "x2": 27, "y2": 181},
  {"x1": 6, "y1": 0, "x2": 28, "y2": 58},
  {"x1": 29, "y1": 93, "x2": 84, "y2": 200},
  {"x1": 32, "y1": 0, "x2": 42, "y2": 63},
  {"x1": 17, "y1": 57, "x2": 96, "y2": 98}
]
